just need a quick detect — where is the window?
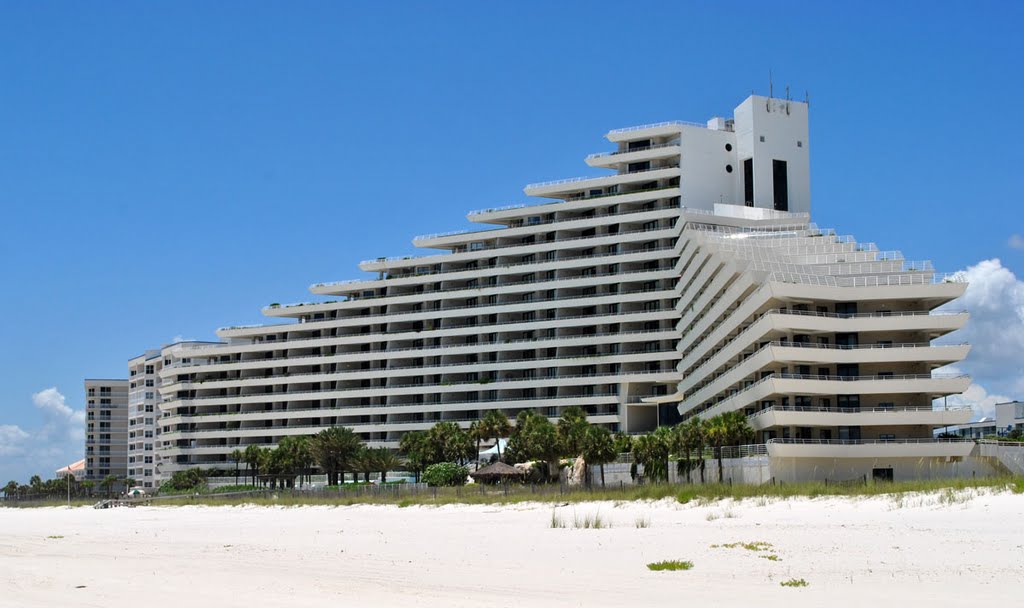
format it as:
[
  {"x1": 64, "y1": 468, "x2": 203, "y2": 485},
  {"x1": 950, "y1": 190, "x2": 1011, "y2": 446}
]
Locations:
[
  {"x1": 725, "y1": 143, "x2": 732, "y2": 152},
  {"x1": 772, "y1": 159, "x2": 789, "y2": 211},
  {"x1": 743, "y1": 159, "x2": 754, "y2": 206}
]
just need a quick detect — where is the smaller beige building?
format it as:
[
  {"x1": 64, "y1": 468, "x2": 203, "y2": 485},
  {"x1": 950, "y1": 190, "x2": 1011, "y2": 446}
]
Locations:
[{"x1": 84, "y1": 379, "x2": 128, "y2": 481}]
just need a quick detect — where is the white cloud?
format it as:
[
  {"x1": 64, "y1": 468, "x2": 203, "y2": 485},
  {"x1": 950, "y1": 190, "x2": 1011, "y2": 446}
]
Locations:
[
  {"x1": 1009, "y1": 234, "x2": 1024, "y2": 250},
  {"x1": 934, "y1": 366, "x2": 1013, "y2": 420},
  {"x1": 939, "y1": 259, "x2": 1024, "y2": 395},
  {"x1": 0, "y1": 425, "x2": 30, "y2": 457},
  {"x1": 0, "y1": 388, "x2": 85, "y2": 483}
]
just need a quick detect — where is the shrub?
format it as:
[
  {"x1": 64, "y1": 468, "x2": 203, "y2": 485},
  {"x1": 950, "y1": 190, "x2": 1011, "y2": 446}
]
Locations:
[
  {"x1": 780, "y1": 578, "x2": 809, "y2": 587},
  {"x1": 422, "y1": 462, "x2": 469, "y2": 487},
  {"x1": 647, "y1": 560, "x2": 693, "y2": 571},
  {"x1": 160, "y1": 468, "x2": 208, "y2": 493}
]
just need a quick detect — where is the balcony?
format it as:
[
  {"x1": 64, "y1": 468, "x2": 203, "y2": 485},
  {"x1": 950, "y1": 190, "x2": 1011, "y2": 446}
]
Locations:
[
  {"x1": 765, "y1": 438, "x2": 975, "y2": 459},
  {"x1": 524, "y1": 166, "x2": 679, "y2": 198},
  {"x1": 748, "y1": 405, "x2": 973, "y2": 431}
]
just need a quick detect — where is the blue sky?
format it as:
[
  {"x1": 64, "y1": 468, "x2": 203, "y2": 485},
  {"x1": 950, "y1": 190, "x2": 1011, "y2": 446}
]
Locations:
[{"x1": 1, "y1": 2, "x2": 1022, "y2": 482}]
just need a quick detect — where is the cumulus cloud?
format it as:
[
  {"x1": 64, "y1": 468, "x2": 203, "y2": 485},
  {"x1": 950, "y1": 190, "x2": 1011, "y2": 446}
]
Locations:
[
  {"x1": 0, "y1": 388, "x2": 85, "y2": 483},
  {"x1": 935, "y1": 259, "x2": 1024, "y2": 418},
  {"x1": 1009, "y1": 234, "x2": 1024, "y2": 250},
  {"x1": 934, "y1": 366, "x2": 1013, "y2": 420},
  {"x1": 939, "y1": 259, "x2": 1024, "y2": 394}
]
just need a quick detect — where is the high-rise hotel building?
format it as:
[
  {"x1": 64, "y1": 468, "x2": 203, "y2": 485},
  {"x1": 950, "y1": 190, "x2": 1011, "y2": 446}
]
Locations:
[
  {"x1": 153, "y1": 94, "x2": 974, "y2": 481},
  {"x1": 84, "y1": 379, "x2": 129, "y2": 481}
]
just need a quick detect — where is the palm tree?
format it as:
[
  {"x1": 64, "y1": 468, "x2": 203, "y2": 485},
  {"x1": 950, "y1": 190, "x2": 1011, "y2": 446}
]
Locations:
[
  {"x1": 399, "y1": 431, "x2": 429, "y2": 482},
  {"x1": 310, "y1": 427, "x2": 363, "y2": 486},
  {"x1": 369, "y1": 447, "x2": 402, "y2": 483},
  {"x1": 101, "y1": 474, "x2": 119, "y2": 498},
  {"x1": 469, "y1": 421, "x2": 483, "y2": 470},
  {"x1": 582, "y1": 425, "x2": 617, "y2": 487},
  {"x1": 3, "y1": 480, "x2": 18, "y2": 499},
  {"x1": 480, "y1": 409, "x2": 512, "y2": 460},
  {"x1": 352, "y1": 447, "x2": 376, "y2": 483},
  {"x1": 29, "y1": 475, "x2": 42, "y2": 491},
  {"x1": 426, "y1": 421, "x2": 475, "y2": 465},
  {"x1": 506, "y1": 410, "x2": 561, "y2": 481},
  {"x1": 676, "y1": 417, "x2": 706, "y2": 484},
  {"x1": 229, "y1": 449, "x2": 244, "y2": 485},
  {"x1": 633, "y1": 431, "x2": 670, "y2": 483},
  {"x1": 705, "y1": 411, "x2": 755, "y2": 483},
  {"x1": 557, "y1": 406, "x2": 590, "y2": 458},
  {"x1": 244, "y1": 444, "x2": 265, "y2": 486}
]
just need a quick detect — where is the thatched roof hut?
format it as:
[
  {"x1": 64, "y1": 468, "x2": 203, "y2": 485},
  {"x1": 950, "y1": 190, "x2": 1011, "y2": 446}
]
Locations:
[{"x1": 470, "y1": 461, "x2": 526, "y2": 484}]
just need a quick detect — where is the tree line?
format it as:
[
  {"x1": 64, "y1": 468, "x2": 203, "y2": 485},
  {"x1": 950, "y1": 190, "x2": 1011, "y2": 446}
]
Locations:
[{"x1": 3, "y1": 408, "x2": 755, "y2": 497}]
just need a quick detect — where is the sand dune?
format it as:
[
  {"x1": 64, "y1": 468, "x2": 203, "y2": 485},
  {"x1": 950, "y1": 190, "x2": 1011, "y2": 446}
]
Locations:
[{"x1": 2, "y1": 490, "x2": 1022, "y2": 607}]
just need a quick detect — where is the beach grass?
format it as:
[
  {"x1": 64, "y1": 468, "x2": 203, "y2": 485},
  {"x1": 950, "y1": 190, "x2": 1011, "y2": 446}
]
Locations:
[
  {"x1": 647, "y1": 560, "x2": 694, "y2": 571},
  {"x1": 4, "y1": 476, "x2": 1019, "y2": 509},
  {"x1": 780, "y1": 578, "x2": 809, "y2": 587}
]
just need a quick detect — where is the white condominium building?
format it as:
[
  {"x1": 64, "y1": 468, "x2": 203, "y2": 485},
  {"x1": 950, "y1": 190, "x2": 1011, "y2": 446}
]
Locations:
[
  {"x1": 84, "y1": 379, "x2": 129, "y2": 481},
  {"x1": 154, "y1": 93, "x2": 974, "y2": 482}
]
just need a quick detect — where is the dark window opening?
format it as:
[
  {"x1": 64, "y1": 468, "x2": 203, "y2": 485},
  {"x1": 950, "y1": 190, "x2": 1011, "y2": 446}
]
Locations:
[
  {"x1": 772, "y1": 159, "x2": 789, "y2": 211},
  {"x1": 743, "y1": 159, "x2": 754, "y2": 206}
]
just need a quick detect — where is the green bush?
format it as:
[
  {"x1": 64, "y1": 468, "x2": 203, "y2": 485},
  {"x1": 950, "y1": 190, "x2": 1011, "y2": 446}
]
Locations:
[
  {"x1": 160, "y1": 469, "x2": 208, "y2": 493},
  {"x1": 422, "y1": 462, "x2": 469, "y2": 487}
]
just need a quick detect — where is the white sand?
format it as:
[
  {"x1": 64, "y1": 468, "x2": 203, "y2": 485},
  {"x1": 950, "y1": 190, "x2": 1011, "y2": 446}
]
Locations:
[{"x1": 2, "y1": 490, "x2": 1022, "y2": 607}]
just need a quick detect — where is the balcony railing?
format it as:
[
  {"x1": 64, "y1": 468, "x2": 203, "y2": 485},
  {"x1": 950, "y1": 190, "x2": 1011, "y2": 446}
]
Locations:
[
  {"x1": 586, "y1": 142, "x2": 681, "y2": 160},
  {"x1": 163, "y1": 327, "x2": 673, "y2": 370},
  {"x1": 766, "y1": 438, "x2": 974, "y2": 446},
  {"x1": 162, "y1": 368, "x2": 674, "y2": 404},
  {"x1": 682, "y1": 307, "x2": 968, "y2": 372},
  {"x1": 607, "y1": 120, "x2": 707, "y2": 134},
  {"x1": 161, "y1": 393, "x2": 622, "y2": 420},
  {"x1": 165, "y1": 349, "x2": 678, "y2": 388},
  {"x1": 749, "y1": 404, "x2": 971, "y2": 418},
  {"x1": 524, "y1": 165, "x2": 678, "y2": 191},
  {"x1": 683, "y1": 340, "x2": 969, "y2": 397}
]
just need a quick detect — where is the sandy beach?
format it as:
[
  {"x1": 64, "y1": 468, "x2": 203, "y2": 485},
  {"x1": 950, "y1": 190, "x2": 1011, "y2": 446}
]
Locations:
[{"x1": 2, "y1": 490, "x2": 1022, "y2": 607}]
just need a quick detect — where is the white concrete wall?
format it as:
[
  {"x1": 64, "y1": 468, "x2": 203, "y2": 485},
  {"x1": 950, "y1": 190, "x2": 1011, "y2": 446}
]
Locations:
[
  {"x1": 767, "y1": 456, "x2": 1001, "y2": 483},
  {"x1": 678, "y1": 125, "x2": 737, "y2": 210},
  {"x1": 734, "y1": 95, "x2": 810, "y2": 214}
]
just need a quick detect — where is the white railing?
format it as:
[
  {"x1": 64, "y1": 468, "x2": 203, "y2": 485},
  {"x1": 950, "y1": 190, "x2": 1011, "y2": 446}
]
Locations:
[
  {"x1": 607, "y1": 120, "x2": 707, "y2": 134},
  {"x1": 767, "y1": 438, "x2": 973, "y2": 446},
  {"x1": 162, "y1": 368, "x2": 675, "y2": 404},
  {"x1": 160, "y1": 394, "x2": 622, "y2": 421},
  {"x1": 749, "y1": 404, "x2": 971, "y2": 418},
  {"x1": 585, "y1": 141, "x2": 681, "y2": 160},
  {"x1": 524, "y1": 165, "x2": 677, "y2": 191},
  {"x1": 160, "y1": 327, "x2": 674, "y2": 370}
]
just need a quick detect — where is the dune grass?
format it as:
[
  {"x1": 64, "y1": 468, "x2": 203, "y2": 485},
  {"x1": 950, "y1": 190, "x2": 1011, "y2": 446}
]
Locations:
[
  {"x1": 5, "y1": 476, "x2": 1020, "y2": 509},
  {"x1": 647, "y1": 560, "x2": 694, "y2": 571},
  {"x1": 780, "y1": 578, "x2": 809, "y2": 587}
]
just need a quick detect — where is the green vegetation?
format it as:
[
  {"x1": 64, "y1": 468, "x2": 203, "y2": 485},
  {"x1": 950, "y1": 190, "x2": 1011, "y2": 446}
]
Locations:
[
  {"x1": 422, "y1": 462, "x2": 469, "y2": 487},
  {"x1": 780, "y1": 578, "x2": 809, "y2": 587},
  {"x1": 572, "y1": 511, "x2": 607, "y2": 529},
  {"x1": 550, "y1": 510, "x2": 564, "y2": 528},
  {"x1": 635, "y1": 515, "x2": 651, "y2": 528},
  {"x1": 759, "y1": 554, "x2": 781, "y2": 561},
  {"x1": 714, "y1": 541, "x2": 774, "y2": 552},
  {"x1": 647, "y1": 560, "x2": 694, "y2": 571},
  {"x1": 46, "y1": 535, "x2": 64, "y2": 539}
]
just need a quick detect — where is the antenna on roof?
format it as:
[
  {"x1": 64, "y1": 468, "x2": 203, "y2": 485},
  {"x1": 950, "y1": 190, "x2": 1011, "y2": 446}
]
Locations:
[
  {"x1": 767, "y1": 70, "x2": 774, "y2": 111},
  {"x1": 769, "y1": 70, "x2": 773, "y2": 98},
  {"x1": 805, "y1": 90, "x2": 810, "y2": 106},
  {"x1": 785, "y1": 85, "x2": 791, "y2": 115}
]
